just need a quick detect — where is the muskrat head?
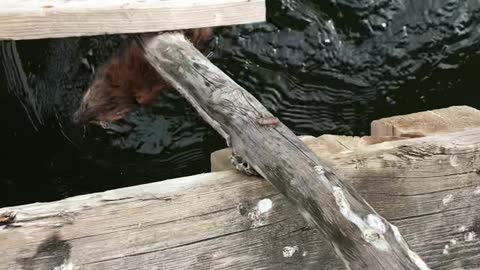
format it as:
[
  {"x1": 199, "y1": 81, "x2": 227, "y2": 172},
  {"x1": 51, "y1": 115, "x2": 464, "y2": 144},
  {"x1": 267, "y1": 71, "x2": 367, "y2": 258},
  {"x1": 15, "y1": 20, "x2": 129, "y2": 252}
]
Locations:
[
  {"x1": 73, "y1": 28, "x2": 214, "y2": 127},
  {"x1": 73, "y1": 41, "x2": 166, "y2": 126},
  {"x1": 72, "y1": 75, "x2": 138, "y2": 126}
]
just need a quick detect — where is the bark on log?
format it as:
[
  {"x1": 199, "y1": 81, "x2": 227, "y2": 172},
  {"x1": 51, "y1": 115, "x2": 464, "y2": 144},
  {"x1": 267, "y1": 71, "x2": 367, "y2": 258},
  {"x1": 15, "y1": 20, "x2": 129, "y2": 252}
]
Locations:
[{"x1": 139, "y1": 32, "x2": 430, "y2": 269}]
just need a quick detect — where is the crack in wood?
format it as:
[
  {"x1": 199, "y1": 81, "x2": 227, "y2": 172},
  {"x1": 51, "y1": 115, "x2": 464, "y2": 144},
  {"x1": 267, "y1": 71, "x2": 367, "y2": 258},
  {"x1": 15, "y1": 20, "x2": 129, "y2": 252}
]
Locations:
[
  {"x1": 83, "y1": 219, "x2": 287, "y2": 266},
  {"x1": 389, "y1": 206, "x2": 472, "y2": 222},
  {"x1": 367, "y1": 184, "x2": 478, "y2": 197}
]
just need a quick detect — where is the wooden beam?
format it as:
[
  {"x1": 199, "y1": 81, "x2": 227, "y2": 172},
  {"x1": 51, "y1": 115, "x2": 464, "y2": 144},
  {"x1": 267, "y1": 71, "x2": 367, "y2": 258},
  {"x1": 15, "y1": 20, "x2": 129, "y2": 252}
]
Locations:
[
  {"x1": 0, "y1": 0, "x2": 265, "y2": 40},
  {"x1": 140, "y1": 33, "x2": 430, "y2": 269},
  {"x1": 212, "y1": 106, "x2": 480, "y2": 172},
  {"x1": 1, "y1": 127, "x2": 479, "y2": 270},
  {"x1": 371, "y1": 106, "x2": 480, "y2": 138}
]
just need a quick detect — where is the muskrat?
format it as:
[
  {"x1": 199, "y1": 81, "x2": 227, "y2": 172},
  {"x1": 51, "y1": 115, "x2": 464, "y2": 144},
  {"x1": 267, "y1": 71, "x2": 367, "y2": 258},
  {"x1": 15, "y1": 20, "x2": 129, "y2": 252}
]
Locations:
[{"x1": 72, "y1": 28, "x2": 213, "y2": 126}]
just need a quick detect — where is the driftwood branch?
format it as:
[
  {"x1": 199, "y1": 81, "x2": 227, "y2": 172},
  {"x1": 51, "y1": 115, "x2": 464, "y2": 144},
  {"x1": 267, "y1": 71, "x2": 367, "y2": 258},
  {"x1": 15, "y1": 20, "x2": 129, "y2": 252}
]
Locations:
[{"x1": 140, "y1": 33, "x2": 431, "y2": 269}]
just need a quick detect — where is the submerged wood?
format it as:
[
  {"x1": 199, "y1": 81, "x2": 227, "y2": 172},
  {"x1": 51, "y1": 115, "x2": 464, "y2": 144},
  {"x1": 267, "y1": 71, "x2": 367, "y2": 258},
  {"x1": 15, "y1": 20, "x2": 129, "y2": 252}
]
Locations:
[{"x1": 139, "y1": 32, "x2": 431, "y2": 269}]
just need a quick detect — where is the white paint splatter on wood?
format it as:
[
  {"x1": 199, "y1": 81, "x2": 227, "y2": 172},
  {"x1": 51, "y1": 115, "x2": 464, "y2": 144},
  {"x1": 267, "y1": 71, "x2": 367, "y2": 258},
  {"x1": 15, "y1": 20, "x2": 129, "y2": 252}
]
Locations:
[
  {"x1": 313, "y1": 165, "x2": 332, "y2": 190},
  {"x1": 442, "y1": 244, "x2": 449, "y2": 255},
  {"x1": 390, "y1": 225, "x2": 431, "y2": 270},
  {"x1": 366, "y1": 214, "x2": 386, "y2": 234},
  {"x1": 257, "y1": 199, "x2": 272, "y2": 214},
  {"x1": 54, "y1": 262, "x2": 79, "y2": 270},
  {"x1": 449, "y1": 155, "x2": 459, "y2": 167},
  {"x1": 282, "y1": 246, "x2": 299, "y2": 257},
  {"x1": 247, "y1": 198, "x2": 273, "y2": 228},
  {"x1": 464, "y1": 231, "x2": 476, "y2": 242},
  {"x1": 442, "y1": 194, "x2": 453, "y2": 205},
  {"x1": 332, "y1": 186, "x2": 390, "y2": 252}
]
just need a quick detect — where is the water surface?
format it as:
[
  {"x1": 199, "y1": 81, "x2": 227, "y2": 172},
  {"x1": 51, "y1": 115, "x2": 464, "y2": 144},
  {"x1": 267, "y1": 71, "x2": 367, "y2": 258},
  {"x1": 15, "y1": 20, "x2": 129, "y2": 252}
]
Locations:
[{"x1": 1, "y1": 0, "x2": 480, "y2": 206}]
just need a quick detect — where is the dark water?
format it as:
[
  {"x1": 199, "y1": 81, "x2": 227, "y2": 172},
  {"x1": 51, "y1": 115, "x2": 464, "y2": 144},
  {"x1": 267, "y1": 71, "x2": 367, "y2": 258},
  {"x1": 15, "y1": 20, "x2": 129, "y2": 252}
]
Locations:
[{"x1": 1, "y1": 0, "x2": 480, "y2": 207}]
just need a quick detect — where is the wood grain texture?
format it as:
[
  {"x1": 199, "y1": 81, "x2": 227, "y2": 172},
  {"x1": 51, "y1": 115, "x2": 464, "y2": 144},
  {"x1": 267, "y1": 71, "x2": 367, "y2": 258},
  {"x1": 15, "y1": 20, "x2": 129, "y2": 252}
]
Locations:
[
  {"x1": 213, "y1": 106, "x2": 480, "y2": 172},
  {"x1": 0, "y1": 0, "x2": 265, "y2": 40},
  {"x1": 1, "y1": 128, "x2": 479, "y2": 270},
  {"x1": 371, "y1": 106, "x2": 480, "y2": 138},
  {"x1": 211, "y1": 135, "x2": 420, "y2": 172},
  {"x1": 140, "y1": 33, "x2": 430, "y2": 269}
]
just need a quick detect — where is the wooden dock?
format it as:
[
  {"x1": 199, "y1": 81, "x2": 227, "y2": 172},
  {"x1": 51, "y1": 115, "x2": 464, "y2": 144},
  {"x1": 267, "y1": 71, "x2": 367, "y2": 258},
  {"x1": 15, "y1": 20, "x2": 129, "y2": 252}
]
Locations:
[
  {"x1": 0, "y1": 0, "x2": 265, "y2": 40},
  {"x1": 1, "y1": 1, "x2": 478, "y2": 268},
  {"x1": 1, "y1": 106, "x2": 479, "y2": 270}
]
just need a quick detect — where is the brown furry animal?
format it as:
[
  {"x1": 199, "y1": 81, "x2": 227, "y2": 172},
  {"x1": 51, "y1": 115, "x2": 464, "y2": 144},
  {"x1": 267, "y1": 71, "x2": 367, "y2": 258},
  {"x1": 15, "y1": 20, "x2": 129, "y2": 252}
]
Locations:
[{"x1": 72, "y1": 28, "x2": 213, "y2": 125}]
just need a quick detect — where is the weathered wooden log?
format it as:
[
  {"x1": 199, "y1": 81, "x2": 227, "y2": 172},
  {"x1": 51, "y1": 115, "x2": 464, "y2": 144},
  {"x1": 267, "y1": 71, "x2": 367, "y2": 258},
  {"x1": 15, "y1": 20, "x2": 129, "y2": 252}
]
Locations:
[
  {"x1": 139, "y1": 33, "x2": 430, "y2": 269},
  {"x1": 1, "y1": 126, "x2": 479, "y2": 270}
]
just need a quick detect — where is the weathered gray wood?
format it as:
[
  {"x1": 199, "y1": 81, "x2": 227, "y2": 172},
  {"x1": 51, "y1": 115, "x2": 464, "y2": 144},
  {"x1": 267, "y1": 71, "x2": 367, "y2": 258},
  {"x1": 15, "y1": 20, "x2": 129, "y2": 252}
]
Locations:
[
  {"x1": 213, "y1": 106, "x2": 480, "y2": 172},
  {"x1": 371, "y1": 106, "x2": 480, "y2": 138},
  {"x1": 140, "y1": 33, "x2": 430, "y2": 269},
  {"x1": 0, "y1": 0, "x2": 265, "y2": 40},
  {"x1": 210, "y1": 135, "x2": 404, "y2": 172},
  {"x1": 1, "y1": 128, "x2": 479, "y2": 270}
]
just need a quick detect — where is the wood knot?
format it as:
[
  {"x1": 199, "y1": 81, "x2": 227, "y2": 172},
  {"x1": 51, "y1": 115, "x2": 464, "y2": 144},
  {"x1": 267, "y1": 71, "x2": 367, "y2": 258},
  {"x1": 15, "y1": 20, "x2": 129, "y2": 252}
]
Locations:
[{"x1": 0, "y1": 211, "x2": 16, "y2": 225}]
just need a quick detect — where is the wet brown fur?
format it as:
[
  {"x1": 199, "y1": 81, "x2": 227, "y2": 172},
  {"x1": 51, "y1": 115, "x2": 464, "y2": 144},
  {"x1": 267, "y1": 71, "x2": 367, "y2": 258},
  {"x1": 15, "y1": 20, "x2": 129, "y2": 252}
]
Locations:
[{"x1": 73, "y1": 28, "x2": 213, "y2": 125}]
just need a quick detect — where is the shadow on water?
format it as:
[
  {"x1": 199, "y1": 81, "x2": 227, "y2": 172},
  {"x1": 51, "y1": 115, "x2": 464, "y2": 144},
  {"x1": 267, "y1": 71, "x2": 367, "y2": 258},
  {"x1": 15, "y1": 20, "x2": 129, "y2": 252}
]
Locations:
[{"x1": 1, "y1": 0, "x2": 480, "y2": 206}]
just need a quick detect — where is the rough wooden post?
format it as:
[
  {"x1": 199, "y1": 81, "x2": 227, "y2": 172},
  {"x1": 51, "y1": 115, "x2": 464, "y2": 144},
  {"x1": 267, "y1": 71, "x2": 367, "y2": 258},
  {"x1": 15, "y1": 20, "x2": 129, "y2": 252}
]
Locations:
[{"x1": 140, "y1": 33, "x2": 431, "y2": 270}]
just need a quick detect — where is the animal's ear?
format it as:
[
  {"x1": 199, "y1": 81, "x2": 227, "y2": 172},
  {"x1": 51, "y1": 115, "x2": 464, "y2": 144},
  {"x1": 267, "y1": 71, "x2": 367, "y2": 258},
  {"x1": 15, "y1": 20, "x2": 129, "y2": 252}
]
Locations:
[{"x1": 186, "y1": 28, "x2": 213, "y2": 49}]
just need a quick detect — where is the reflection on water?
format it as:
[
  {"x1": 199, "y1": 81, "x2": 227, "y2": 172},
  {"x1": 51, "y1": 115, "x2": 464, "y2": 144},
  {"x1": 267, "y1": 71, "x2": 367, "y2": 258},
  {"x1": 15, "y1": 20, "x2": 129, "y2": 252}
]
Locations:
[{"x1": 1, "y1": 0, "x2": 480, "y2": 206}]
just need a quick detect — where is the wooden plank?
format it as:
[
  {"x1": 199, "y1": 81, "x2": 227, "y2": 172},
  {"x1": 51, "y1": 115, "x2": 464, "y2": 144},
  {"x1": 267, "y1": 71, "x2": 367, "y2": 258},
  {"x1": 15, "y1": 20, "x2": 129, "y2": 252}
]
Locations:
[
  {"x1": 371, "y1": 106, "x2": 480, "y2": 137},
  {"x1": 0, "y1": 0, "x2": 265, "y2": 40},
  {"x1": 1, "y1": 127, "x2": 479, "y2": 270},
  {"x1": 211, "y1": 135, "x2": 408, "y2": 172},
  {"x1": 140, "y1": 33, "x2": 430, "y2": 269},
  {"x1": 212, "y1": 106, "x2": 480, "y2": 172}
]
